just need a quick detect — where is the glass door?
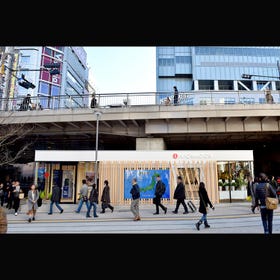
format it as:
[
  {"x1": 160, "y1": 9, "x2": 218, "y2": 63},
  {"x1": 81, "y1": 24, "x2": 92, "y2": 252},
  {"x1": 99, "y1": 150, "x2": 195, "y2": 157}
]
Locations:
[{"x1": 60, "y1": 164, "x2": 76, "y2": 203}]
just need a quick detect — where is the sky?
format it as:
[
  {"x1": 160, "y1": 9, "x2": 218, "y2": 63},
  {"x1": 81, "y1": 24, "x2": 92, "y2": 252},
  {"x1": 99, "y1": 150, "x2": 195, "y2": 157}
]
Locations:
[{"x1": 84, "y1": 47, "x2": 156, "y2": 94}]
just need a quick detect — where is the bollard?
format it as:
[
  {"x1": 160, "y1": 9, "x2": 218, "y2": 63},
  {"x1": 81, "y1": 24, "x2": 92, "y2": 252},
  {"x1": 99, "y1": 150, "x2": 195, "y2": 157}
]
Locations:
[{"x1": 0, "y1": 207, "x2": 7, "y2": 234}]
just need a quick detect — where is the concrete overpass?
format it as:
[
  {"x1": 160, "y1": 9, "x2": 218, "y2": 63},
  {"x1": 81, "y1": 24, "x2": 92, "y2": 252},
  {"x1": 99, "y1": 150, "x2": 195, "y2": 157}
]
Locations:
[{"x1": 1, "y1": 103, "x2": 280, "y2": 174}]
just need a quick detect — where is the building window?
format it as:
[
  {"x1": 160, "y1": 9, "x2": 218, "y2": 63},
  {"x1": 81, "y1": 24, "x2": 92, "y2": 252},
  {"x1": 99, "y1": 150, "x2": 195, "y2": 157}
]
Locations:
[
  {"x1": 20, "y1": 56, "x2": 30, "y2": 64},
  {"x1": 175, "y1": 56, "x2": 192, "y2": 64},
  {"x1": 198, "y1": 80, "x2": 214, "y2": 90},
  {"x1": 238, "y1": 80, "x2": 253, "y2": 90},
  {"x1": 51, "y1": 85, "x2": 60, "y2": 96},
  {"x1": 158, "y1": 58, "x2": 175, "y2": 66},
  {"x1": 275, "y1": 81, "x2": 280, "y2": 90},
  {"x1": 66, "y1": 71, "x2": 83, "y2": 92},
  {"x1": 195, "y1": 47, "x2": 280, "y2": 57},
  {"x1": 43, "y1": 47, "x2": 53, "y2": 56},
  {"x1": 218, "y1": 80, "x2": 234, "y2": 90},
  {"x1": 39, "y1": 81, "x2": 50, "y2": 95},
  {"x1": 256, "y1": 81, "x2": 271, "y2": 90}
]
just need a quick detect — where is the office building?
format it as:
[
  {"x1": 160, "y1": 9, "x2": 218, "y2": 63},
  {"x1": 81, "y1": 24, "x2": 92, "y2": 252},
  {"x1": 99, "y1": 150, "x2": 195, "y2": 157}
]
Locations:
[
  {"x1": 13, "y1": 46, "x2": 90, "y2": 109},
  {"x1": 156, "y1": 46, "x2": 280, "y2": 104}
]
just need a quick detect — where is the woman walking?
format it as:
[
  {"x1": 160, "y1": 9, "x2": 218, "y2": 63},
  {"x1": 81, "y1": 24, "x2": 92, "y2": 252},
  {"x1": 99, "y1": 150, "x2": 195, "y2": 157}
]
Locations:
[
  {"x1": 100, "y1": 180, "x2": 114, "y2": 213},
  {"x1": 13, "y1": 181, "x2": 22, "y2": 216},
  {"x1": 254, "y1": 172, "x2": 277, "y2": 234},
  {"x1": 27, "y1": 184, "x2": 39, "y2": 223},
  {"x1": 195, "y1": 182, "x2": 215, "y2": 231}
]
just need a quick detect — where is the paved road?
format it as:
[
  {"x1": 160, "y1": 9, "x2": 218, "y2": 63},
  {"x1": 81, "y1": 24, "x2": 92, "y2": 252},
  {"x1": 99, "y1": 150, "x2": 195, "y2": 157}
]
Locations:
[
  {"x1": 4, "y1": 201, "x2": 280, "y2": 234},
  {"x1": 6, "y1": 215, "x2": 280, "y2": 234}
]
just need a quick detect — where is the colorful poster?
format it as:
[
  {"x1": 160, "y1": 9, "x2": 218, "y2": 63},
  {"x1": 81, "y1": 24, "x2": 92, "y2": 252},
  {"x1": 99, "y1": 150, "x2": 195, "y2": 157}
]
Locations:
[
  {"x1": 124, "y1": 169, "x2": 170, "y2": 199},
  {"x1": 37, "y1": 167, "x2": 46, "y2": 191}
]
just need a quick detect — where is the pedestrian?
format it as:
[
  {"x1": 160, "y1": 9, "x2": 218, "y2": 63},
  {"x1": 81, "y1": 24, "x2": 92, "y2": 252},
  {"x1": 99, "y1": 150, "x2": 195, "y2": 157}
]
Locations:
[
  {"x1": 164, "y1": 96, "x2": 171, "y2": 105},
  {"x1": 254, "y1": 172, "x2": 277, "y2": 234},
  {"x1": 172, "y1": 175, "x2": 188, "y2": 214},
  {"x1": 6, "y1": 181, "x2": 15, "y2": 209},
  {"x1": 153, "y1": 175, "x2": 167, "y2": 215},
  {"x1": 27, "y1": 184, "x2": 39, "y2": 223},
  {"x1": 0, "y1": 182, "x2": 4, "y2": 207},
  {"x1": 75, "y1": 179, "x2": 90, "y2": 213},
  {"x1": 12, "y1": 181, "x2": 22, "y2": 216},
  {"x1": 90, "y1": 95, "x2": 97, "y2": 108},
  {"x1": 100, "y1": 180, "x2": 114, "y2": 213},
  {"x1": 48, "y1": 184, "x2": 64, "y2": 215},
  {"x1": 173, "y1": 86, "x2": 179, "y2": 105},
  {"x1": 195, "y1": 182, "x2": 215, "y2": 230},
  {"x1": 130, "y1": 178, "x2": 141, "y2": 221},
  {"x1": 86, "y1": 183, "x2": 99, "y2": 218},
  {"x1": 269, "y1": 175, "x2": 278, "y2": 191},
  {"x1": 22, "y1": 93, "x2": 32, "y2": 110},
  {"x1": 247, "y1": 175, "x2": 256, "y2": 213},
  {"x1": 249, "y1": 176, "x2": 259, "y2": 214},
  {"x1": 265, "y1": 90, "x2": 274, "y2": 104}
]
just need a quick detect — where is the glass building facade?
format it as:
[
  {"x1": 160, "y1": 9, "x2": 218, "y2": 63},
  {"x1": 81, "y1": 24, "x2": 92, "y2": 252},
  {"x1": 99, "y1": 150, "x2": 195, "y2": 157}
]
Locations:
[
  {"x1": 15, "y1": 46, "x2": 90, "y2": 109},
  {"x1": 156, "y1": 46, "x2": 280, "y2": 104}
]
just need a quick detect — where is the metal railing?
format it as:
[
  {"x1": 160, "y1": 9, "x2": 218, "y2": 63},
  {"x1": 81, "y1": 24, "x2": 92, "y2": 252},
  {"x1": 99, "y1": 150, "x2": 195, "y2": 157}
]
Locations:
[{"x1": 0, "y1": 90, "x2": 279, "y2": 112}]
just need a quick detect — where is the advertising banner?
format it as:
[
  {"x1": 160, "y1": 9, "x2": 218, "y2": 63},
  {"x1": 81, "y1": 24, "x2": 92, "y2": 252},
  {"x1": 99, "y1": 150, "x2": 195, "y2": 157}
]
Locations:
[{"x1": 124, "y1": 169, "x2": 170, "y2": 199}]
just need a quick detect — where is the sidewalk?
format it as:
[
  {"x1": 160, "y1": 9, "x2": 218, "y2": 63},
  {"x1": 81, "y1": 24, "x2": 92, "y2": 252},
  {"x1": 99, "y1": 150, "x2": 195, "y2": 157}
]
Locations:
[{"x1": 5, "y1": 199, "x2": 268, "y2": 222}]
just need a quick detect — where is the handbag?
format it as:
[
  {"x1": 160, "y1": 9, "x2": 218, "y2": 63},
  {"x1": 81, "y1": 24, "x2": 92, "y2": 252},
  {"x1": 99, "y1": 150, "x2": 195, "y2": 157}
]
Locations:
[
  {"x1": 101, "y1": 202, "x2": 108, "y2": 209},
  {"x1": 265, "y1": 197, "x2": 278, "y2": 210},
  {"x1": 246, "y1": 195, "x2": 252, "y2": 202},
  {"x1": 265, "y1": 183, "x2": 278, "y2": 210},
  {"x1": 19, "y1": 192, "x2": 25, "y2": 199},
  {"x1": 37, "y1": 197, "x2": 42, "y2": 207}
]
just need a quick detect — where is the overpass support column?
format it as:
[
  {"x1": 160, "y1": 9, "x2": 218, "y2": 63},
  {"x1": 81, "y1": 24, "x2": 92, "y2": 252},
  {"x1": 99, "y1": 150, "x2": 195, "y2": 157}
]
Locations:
[
  {"x1": 214, "y1": 80, "x2": 219, "y2": 90},
  {"x1": 136, "y1": 138, "x2": 166, "y2": 150}
]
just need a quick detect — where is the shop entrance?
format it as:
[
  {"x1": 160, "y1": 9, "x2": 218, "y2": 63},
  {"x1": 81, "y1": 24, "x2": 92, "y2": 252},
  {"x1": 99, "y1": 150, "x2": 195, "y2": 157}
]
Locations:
[{"x1": 51, "y1": 163, "x2": 77, "y2": 203}]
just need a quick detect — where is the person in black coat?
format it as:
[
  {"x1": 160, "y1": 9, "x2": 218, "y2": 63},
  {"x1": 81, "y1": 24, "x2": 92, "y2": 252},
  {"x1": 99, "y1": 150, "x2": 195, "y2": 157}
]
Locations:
[
  {"x1": 48, "y1": 185, "x2": 64, "y2": 215},
  {"x1": 86, "y1": 183, "x2": 99, "y2": 218},
  {"x1": 90, "y1": 95, "x2": 97, "y2": 108},
  {"x1": 195, "y1": 182, "x2": 214, "y2": 230},
  {"x1": 254, "y1": 172, "x2": 277, "y2": 234},
  {"x1": 153, "y1": 175, "x2": 167, "y2": 215},
  {"x1": 173, "y1": 86, "x2": 179, "y2": 105},
  {"x1": 172, "y1": 176, "x2": 188, "y2": 214},
  {"x1": 100, "y1": 180, "x2": 114, "y2": 213}
]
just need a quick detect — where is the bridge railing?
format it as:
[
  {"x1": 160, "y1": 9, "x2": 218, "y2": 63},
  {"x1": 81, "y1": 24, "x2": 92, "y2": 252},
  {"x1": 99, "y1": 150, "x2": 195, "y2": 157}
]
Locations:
[{"x1": 0, "y1": 90, "x2": 279, "y2": 111}]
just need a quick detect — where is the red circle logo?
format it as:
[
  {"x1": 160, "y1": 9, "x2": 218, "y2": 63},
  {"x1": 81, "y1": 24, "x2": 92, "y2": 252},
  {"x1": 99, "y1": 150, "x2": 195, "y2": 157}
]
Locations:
[{"x1": 173, "y1": 153, "x2": 178, "y2": 159}]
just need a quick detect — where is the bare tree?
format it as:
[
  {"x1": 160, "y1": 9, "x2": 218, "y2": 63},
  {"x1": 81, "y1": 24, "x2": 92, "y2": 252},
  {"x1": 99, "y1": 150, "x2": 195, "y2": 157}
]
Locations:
[{"x1": 0, "y1": 124, "x2": 35, "y2": 166}]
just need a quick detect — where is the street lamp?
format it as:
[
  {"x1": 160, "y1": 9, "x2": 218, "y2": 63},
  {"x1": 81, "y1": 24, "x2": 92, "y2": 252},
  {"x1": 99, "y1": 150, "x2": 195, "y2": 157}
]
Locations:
[
  {"x1": 241, "y1": 73, "x2": 280, "y2": 80},
  {"x1": 94, "y1": 111, "x2": 102, "y2": 187}
]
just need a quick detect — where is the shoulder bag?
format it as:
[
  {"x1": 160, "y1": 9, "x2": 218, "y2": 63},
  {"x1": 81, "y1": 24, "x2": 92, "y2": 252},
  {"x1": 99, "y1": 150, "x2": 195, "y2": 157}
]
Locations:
[{"x1": 265, "y1": 183, "x2": 278, "y2": 210}]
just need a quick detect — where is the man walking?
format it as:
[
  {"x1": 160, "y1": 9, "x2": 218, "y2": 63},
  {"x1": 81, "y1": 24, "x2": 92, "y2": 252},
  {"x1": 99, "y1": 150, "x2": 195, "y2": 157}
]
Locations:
[
  {"x1": 153, "y1": 175, "x2": 167, "y2": 215},
  {"x1": 48, "y1": 184, "x2": 64, "y2": 215},
  {"x1": 172, "y1": 175, "x2": 188, "y2": 214},
  {"x1": 130, "y1": 178, "x2": 141, "y2": 221},
  {"x1": 75, "y1": 179, "x2": 89, "y2": 213}
]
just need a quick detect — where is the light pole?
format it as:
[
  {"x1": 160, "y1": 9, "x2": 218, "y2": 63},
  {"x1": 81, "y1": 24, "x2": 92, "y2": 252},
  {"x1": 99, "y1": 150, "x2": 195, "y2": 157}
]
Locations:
[
  {"x1": 94, "y1": 111, "x2": 102, "y2": 187},
  {"x1": 242, "y1": 73, "x2": 280, "y2": 80}
]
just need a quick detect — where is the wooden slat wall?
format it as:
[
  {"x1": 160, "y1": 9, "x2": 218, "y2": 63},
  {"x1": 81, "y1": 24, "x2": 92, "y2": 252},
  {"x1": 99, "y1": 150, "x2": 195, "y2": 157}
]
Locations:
[{"x1": 97, "y1": 160, "x2": 219, "y2": 206}]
